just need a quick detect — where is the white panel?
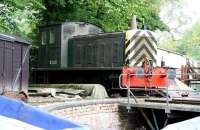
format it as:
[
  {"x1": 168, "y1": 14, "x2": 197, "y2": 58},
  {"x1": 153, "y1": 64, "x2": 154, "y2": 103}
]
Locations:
[{"x1": 157, "y1": 49, "x2": 187, "y2": 68}]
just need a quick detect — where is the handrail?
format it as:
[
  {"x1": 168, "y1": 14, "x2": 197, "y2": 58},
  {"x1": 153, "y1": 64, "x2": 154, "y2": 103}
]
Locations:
[{"x1": 119, "y1": 72, "x2": 200, "y2": 114}]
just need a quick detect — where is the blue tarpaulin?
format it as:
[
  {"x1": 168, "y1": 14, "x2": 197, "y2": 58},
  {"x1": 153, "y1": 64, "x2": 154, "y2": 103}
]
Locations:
[{"x1": 0, "y1": 96, "x2": 89, "y2": 130}]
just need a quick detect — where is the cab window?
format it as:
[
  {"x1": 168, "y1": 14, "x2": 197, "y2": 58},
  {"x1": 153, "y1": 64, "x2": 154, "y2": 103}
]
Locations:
[
  {"x1": 49, "y1": 30, "x2": 55, "y2": 44},
  {"x1": 41, "y1": 31, "x2": 47, "y2": 45}
]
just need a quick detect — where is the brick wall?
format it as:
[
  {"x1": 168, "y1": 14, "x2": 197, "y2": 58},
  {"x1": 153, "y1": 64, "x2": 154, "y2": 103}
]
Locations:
[
  {"x1": 52, "y1": 103, "x2": 118, "y2": 118},
  {"x1": 51, "y1": 102, "x2": 146, "y2": 130},
  {"x1": 52, "y1": 104, "x2": 120, "y2": 129}
]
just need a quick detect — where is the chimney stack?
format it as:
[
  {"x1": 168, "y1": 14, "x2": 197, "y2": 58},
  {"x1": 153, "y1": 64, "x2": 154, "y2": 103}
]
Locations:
[{"x1": 131, "y1": 15, "x2": 137, "y2": 30}]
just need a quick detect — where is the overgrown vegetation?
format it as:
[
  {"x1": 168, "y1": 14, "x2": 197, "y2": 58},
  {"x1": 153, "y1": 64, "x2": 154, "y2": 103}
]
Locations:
[
  {"x1": 0, "y1": 0, "x2": 43, "y2": 35},
  {"x1": 158, "y1": 0, "x2": 200, "y2": 62},
  {"x1": 176, "y1": 21, "x2": 200, "y2": 61},
  {"x1": 41, "y1": 0, "x2": 168, "y2": 32},
  {"x1": 1, "y1": 0, "x2": 167, "y2": 41}
]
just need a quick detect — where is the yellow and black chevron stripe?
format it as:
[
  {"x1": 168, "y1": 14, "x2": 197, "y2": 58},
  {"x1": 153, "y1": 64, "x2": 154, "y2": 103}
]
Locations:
[{"x1": 125, "y1": 30, "x2": 157, "y2": 67}]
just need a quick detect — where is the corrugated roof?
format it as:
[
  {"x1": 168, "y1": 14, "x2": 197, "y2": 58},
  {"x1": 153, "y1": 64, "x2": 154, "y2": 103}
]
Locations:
[{"x1": 0, "y1": 33, "x2": 30, "y2": 44}]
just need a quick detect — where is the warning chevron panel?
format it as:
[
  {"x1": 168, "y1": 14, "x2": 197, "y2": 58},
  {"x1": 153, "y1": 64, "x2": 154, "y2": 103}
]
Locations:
[{"x1": 125, "y1": 30, "x2": 157, "y2": 66}]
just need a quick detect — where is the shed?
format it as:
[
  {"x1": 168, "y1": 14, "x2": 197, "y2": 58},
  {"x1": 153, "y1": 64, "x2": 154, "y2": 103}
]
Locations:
[{"x1": 0, "y1": 33, "x2": 30, "y2": 94}]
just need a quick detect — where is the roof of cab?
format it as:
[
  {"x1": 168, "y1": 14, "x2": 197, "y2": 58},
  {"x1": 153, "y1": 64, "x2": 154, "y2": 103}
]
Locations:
[
  {"x1": 0, "y1": 33, "x2": 30, "y2": 45},
  {"x1": 39, "y1": 21, "x2": 101, "y2": 29}
]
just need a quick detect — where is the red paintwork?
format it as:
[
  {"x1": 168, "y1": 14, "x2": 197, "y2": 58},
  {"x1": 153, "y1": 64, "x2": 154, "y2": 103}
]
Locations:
[{"x1": 121, "y1": 66, "x2": 168, "y2": 88}]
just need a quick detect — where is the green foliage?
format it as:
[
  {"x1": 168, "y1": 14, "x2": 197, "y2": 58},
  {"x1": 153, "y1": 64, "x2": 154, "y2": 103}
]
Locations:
[
  {"x1": 158, "y1": 0, "x2": 200, "y2": 63},
  {"x1": 176, "y1": 21, "x2": 200, "y2": 61},
  {"x1": 160, "y1": 21, "x2": 200, "y2": 62},
  {"x1": 159, "y1": 38, "x2": 178, "y2": 52},
  {"x1": 41, "y1": 0, "x2": 168, "y2": 32},
  {"x1": 0, "y1": 0, "x2": 43, "y2": 39},
  {"x1": 1, "y1": 0, "x2": 168, "y2": 44},
  {"x1": 0, "y1": 3, "x2": 19, "y2": 33}
]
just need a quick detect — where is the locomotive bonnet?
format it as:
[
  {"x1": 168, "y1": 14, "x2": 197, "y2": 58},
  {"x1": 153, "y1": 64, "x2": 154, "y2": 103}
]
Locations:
[{"x1": 125, "y1": 29, "x2": 157, "y2": 67}]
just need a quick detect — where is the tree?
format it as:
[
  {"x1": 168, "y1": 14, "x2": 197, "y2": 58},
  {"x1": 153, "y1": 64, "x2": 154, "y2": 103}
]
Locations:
[
  {"x1": 176, "y1": 21, "x2": 200, "y2": 61},
  {"x1": 157, "y1": 30, "x2": 178, "y2": 52},
  {"x1": 0, "y1": 0, "x2": 43, "y2": 39},
  {"x1": 1, "y1": 0, "x2": 168, "y2": 45},
  {"x1": 40, "y1": 0, "x2": 168, "y2": 32}
]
